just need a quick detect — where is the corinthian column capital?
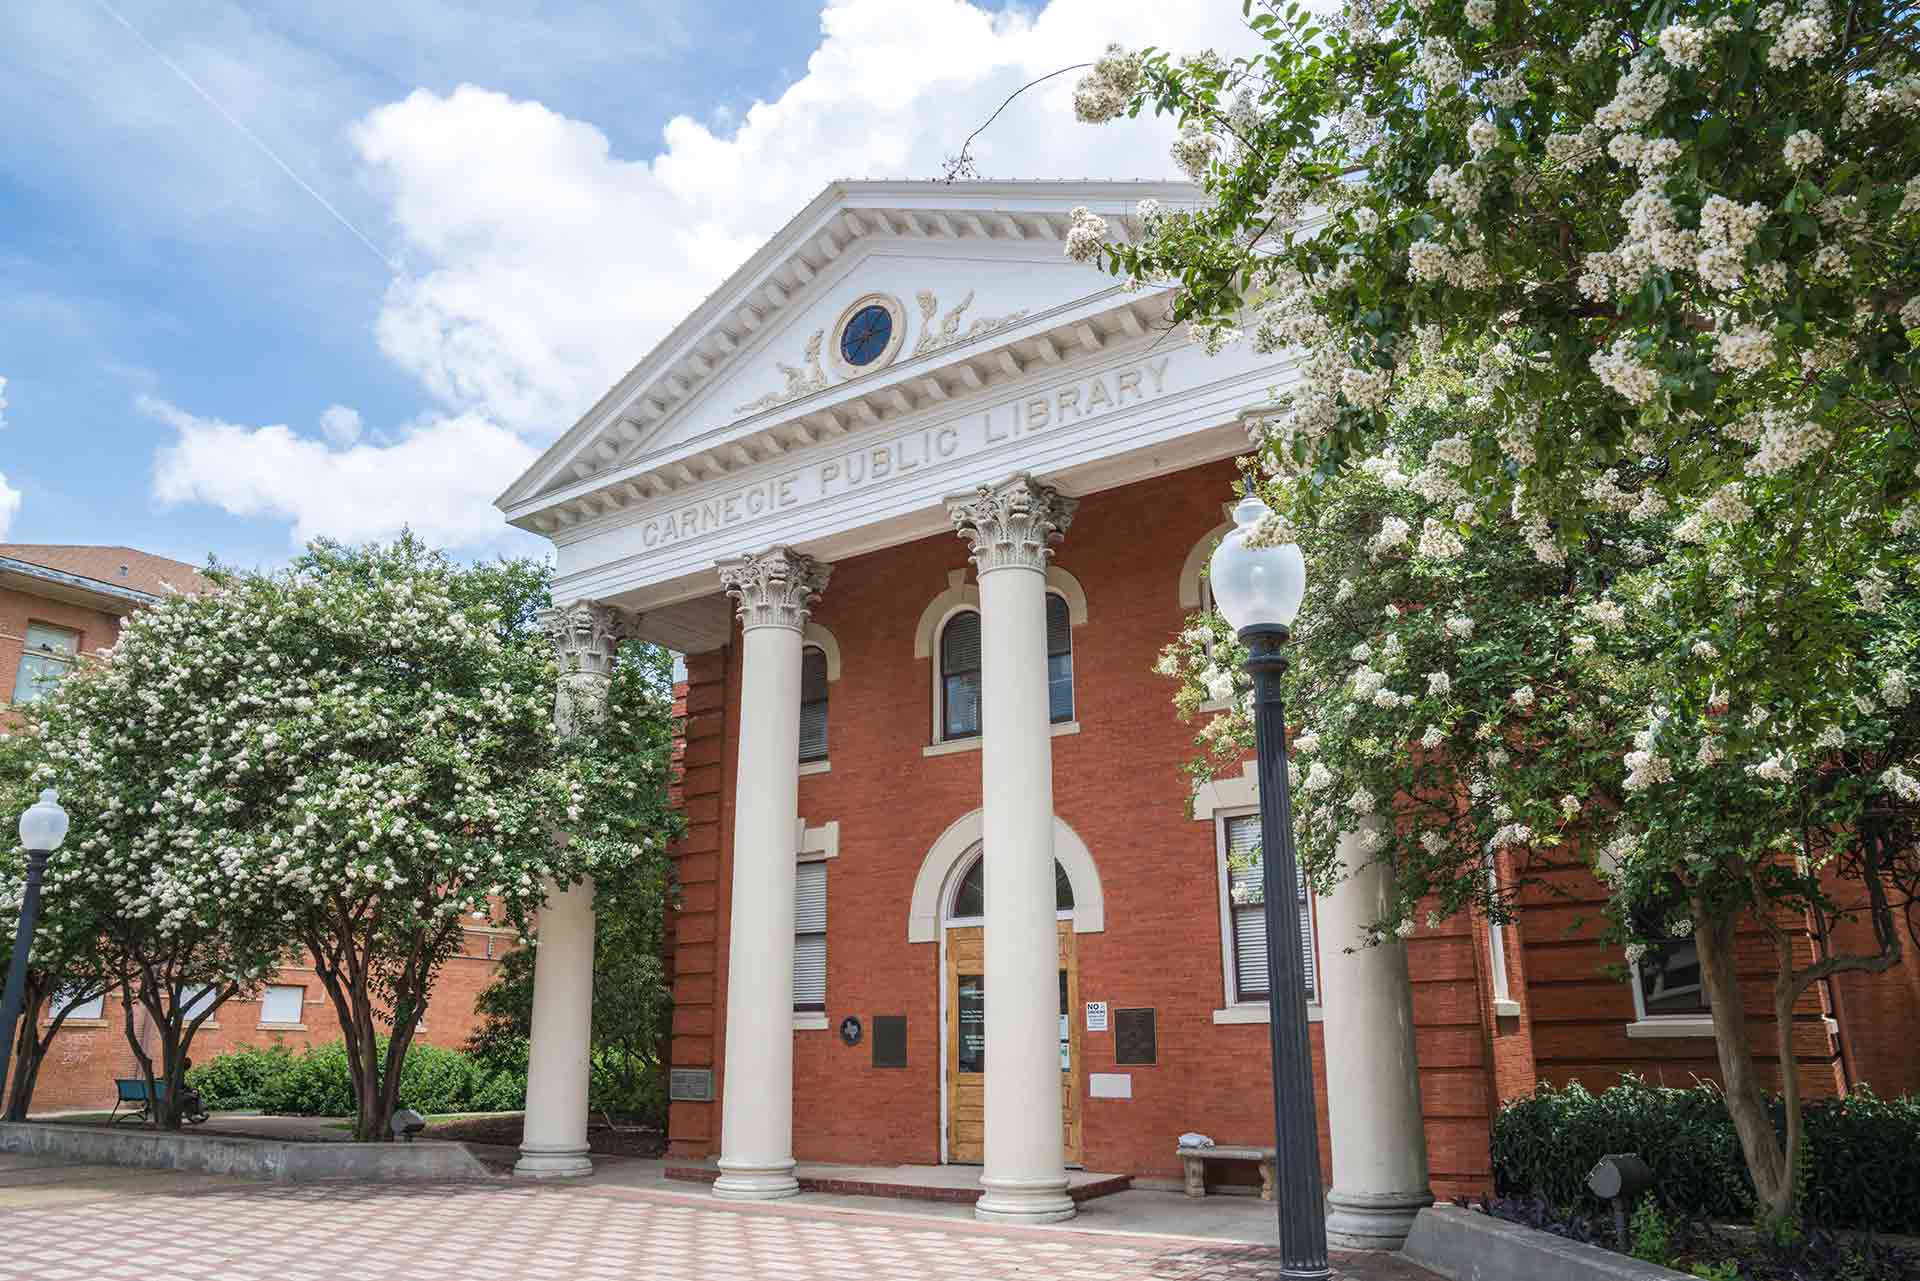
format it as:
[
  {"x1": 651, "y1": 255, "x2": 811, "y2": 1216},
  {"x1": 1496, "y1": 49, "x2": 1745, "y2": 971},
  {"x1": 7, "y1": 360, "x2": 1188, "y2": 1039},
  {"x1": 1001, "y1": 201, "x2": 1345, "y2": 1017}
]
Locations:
[
  {"x1": 718, "y1": 546, "x2": 831, "y2": 632},
  {"x1": 541, "y1": 600, "x2": 633, "y2": 677},
  {"x1": 946, "y1": 473, "x2": 1078, "y2": 573}
]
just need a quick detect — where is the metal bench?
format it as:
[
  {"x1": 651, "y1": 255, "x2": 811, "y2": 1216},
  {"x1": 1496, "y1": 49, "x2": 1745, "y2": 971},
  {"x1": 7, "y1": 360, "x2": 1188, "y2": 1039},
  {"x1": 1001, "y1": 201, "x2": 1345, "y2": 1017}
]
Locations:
[
  {"x1": 1177, "y1": 1143, "x2": 1278, "y2": 1201},
  {"x1": 110, "y1": 1077, "x2": 208, "y2": 1126}
]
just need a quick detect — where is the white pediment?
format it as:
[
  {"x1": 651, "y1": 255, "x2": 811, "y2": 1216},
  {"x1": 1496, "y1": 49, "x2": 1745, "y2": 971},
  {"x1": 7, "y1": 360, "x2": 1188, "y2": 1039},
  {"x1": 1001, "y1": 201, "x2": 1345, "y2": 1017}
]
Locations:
[
  {"x1": 496, "y1": 180, "x2": 1200, "y2": 524},
  {"x1": 641, "y1": 245, "x2": 1110, "y2": 460}
]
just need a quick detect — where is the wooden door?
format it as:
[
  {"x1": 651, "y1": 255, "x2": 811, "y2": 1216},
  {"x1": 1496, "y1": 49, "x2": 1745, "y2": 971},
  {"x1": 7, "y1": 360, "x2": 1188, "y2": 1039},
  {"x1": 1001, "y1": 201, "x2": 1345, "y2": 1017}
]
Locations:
[{"x1": 945, "y1": 921, "x2": 1080, "y2": 1165}]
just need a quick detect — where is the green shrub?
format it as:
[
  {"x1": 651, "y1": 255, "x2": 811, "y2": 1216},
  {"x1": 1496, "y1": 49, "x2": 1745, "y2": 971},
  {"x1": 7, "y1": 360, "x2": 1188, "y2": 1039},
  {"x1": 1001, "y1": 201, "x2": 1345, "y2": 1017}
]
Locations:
[
  {"x1": 1493, "y1": 1079, "x2": 1920, "y2": 1235},
  {"x1": 186, "y1": 1040, "x2": 527, "y2": 1120},
  {"x1": 187, "y1": 1044, "x2": 296, "y2": 1111}
]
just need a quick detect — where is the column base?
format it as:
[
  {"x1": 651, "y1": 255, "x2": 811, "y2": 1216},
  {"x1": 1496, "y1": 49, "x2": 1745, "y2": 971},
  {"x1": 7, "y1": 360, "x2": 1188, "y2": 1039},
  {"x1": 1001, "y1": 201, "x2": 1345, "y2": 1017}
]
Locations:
[
  {"x1": 974, "y1": 1174, "x2": 1077, "y2": 1224},
  {"x1": 513, "y1": 1145, "x2": 594, "y2": 1179},
  {"x1": 1324, "y1": 1187, "x2": 1434, "y2": 1251},
  {"x1": 712, "y1": 1158, "x2": 801, "y2": 1201}
]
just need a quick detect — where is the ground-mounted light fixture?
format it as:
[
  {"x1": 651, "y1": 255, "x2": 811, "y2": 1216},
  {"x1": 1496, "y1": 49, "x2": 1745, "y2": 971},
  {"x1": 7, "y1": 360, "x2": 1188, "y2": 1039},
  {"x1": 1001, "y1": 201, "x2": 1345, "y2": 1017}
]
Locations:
[
  {"x1": 1588, "y1": 1152, "x2": 1655, "y2": 1250},
  {"x1": 1208, "y1": 496, "x2": 1327, "y2": 1281},
  {"x1": 391, "y1": 1108, "x2": 426, "y2": 1142},
  {"x1": 0, "y1": 789, "x2": 70, "y2": 1112}
]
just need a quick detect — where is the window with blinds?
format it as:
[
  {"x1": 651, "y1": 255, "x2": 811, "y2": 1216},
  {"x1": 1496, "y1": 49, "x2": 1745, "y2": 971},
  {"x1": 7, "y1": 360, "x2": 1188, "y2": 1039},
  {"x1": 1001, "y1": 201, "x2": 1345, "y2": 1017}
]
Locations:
[
  {"x1": 941, "y1": 610, "x2": 982, "y2": 739},
  {"x1": 799, "y1": 646, "x2": 829, "y2": 762},
  {"x1": 1223, "y1": 814, "x2": 1316, "y2": 1004},
  {"x1": 1046, "y1": 593, "x2": 1073, "y2": 723},
  {"x1": 794, "y1": 861, "x2": 828, "y2": 1013}
]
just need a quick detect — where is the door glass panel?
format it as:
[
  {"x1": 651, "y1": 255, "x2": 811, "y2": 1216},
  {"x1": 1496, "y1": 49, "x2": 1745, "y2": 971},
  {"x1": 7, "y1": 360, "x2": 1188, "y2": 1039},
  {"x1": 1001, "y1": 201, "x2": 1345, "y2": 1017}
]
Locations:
[
  {"x1": 957, "y1": 975, "x2": 984, "y2": 1073},
  {"x1": 1058, "y1": 969, "x2": 1070, "y2": 1071}
]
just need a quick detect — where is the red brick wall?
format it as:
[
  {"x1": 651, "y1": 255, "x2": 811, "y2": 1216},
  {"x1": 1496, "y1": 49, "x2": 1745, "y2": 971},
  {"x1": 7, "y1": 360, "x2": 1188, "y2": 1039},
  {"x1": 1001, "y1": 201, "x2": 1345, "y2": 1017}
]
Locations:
[
  {"x1": 675, "y1": 460, "x2": 1500, "y2": 1193},
  {"x1": 0, "y1": 584, "x2": 124, "y2": 711},
  {"x1": 27, "y1": 935, "x2": 510, "y2": 1113},
  {"x1": 1513, "y1": 856, "x2": 1846, "y2": 1098}
]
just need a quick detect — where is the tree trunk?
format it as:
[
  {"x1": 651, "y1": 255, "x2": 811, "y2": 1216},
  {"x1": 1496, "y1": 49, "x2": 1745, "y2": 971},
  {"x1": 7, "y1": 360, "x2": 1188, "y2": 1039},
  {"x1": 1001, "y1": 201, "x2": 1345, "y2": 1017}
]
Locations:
[
  {"x1": 4, "y1": 982, "x2": 48, "y2": 1122},
  {"x1": 1693, "y1": 905, "x2": 1794, "y2": 1221}
]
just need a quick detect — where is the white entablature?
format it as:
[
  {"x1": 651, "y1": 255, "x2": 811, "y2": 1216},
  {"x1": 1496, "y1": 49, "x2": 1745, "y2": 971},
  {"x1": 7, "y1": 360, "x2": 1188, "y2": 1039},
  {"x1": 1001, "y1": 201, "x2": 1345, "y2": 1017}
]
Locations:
[{"x1": 500, "y1": 179, "x2": 1302, "y2": 653}]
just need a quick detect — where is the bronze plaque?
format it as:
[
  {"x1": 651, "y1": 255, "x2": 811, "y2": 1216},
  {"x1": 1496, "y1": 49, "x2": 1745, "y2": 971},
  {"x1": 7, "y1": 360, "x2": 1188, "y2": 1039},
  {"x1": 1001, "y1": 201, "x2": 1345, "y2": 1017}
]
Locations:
[
  {"x1": 1114, "y1": 1007, "x2": 1156, "y2": 1066},
  {"x1": 873, "y1": 1015, "x2": 908, "y2": 1068}
]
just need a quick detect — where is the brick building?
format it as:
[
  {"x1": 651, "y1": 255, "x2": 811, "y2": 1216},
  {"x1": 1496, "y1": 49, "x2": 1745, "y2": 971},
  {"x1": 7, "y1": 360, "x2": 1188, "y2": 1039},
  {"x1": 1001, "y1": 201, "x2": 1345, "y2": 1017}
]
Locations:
[
  {"x1": 497, "y1": 181, "x2": 1916, "y2": 1241},
  {"x1": 2, "y1": 543, "x2": 510, "y2": 1110}
]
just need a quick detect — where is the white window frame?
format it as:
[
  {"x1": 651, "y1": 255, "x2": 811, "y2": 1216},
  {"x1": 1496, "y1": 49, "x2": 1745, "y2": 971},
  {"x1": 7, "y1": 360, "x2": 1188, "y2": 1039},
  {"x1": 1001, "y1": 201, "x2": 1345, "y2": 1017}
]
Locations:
[
  {"x1": 925, "y1": 591, "x2": 1085, "y2": 756},
  {"x1": 932, "y1": 605, "x2": 984, "y2": 745},
  {"x1": 1486, "y1": 859, "x2": 1520, "y2": 1018},
  {"x1": 1212, "y1": 807, "x2": 1322, "y2": 1026},
  {"x1": 1626, "y1": 937, "x2": 1716, "y2": 1039},
  {"x1": 259, "y1": 984, "x2": 306, "y2": 1028},
  {"x1": 12, "y1": 622, "x2": 81, "y2": 706}
]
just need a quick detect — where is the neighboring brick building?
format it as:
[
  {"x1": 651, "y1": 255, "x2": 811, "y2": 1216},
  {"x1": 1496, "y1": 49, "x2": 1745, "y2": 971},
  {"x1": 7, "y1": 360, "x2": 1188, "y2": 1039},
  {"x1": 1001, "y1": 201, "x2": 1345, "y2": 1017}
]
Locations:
[
  {"x1": 495, "y1": 180, "x2": 1917, "y2": 1235},
  {"x1": 2, "y1": 544, "x2": 509, "y2": 1110}
]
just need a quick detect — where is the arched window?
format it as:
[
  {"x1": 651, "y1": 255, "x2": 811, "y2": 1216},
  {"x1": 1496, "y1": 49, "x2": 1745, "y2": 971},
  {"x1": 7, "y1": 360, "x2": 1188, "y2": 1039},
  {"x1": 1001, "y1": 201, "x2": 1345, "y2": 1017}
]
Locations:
[
  {"x1": 1046, "y1": 592, "x2": 1074, "y2": 723},
  {"x1": 799, "y1": 645, "x2": 829, "y2": 763},
  {"x1": 940, "y1": 610, "x2": 983, "y2": 740},
  {"x1": 949, "y1": 852, "x2": 1075, "y2": 922}
]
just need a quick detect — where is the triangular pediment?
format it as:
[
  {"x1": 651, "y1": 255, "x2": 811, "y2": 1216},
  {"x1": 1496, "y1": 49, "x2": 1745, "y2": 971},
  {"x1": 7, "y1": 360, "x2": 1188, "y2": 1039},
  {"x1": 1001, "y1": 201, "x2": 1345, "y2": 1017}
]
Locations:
[{"x1": 497, "y1": 179, "x2": 1199, "y2": 529}]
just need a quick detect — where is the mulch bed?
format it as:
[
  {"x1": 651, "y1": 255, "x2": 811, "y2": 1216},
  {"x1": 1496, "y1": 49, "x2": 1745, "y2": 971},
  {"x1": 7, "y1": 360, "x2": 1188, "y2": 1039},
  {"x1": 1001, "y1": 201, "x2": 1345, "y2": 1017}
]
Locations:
[{"x1": 424, "y1": 1114, "x2": 666, "y2": 1159}]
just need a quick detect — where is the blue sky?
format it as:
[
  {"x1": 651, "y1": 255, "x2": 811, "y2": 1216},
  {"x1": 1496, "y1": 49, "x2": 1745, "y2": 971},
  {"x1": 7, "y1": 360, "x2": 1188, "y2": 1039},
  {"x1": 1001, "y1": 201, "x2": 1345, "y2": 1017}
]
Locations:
[{"x1": 0, "y1": 0, "x2": 1246, "y2": 573}]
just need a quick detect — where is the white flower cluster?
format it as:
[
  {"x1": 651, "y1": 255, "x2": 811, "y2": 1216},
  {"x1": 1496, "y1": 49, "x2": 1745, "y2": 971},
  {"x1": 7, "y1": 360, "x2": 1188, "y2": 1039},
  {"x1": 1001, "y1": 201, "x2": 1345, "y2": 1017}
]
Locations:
[
  {"x1": 1883, "y1": 670, "x2": 1913, "y2": 709},
  {"x1": 1170, "y1": 123, "x2": 1219, "y2": 181},
  {"x1": 1766, "y1": 0, "x2": 1836, "y2": 68},
  {"x1": 1782, "y1": 129, "x2": 1825, "y2": 171},
  {"x1": 1065, "y1": 206, "x2": 1108, "y2": 264},
  {"x1": 1072, "y1": 45, "x2": 1142, "y2": 123},
  {"x1": 1583, "y1": 598, "x2": 1628, "y2": 633},
  {"x1": 1713, "y1": 323, "x2": 1775, "y2": 374},
  {"x1": 1590, "y1": 339, "x2": 1661, "y2": 403},
  {"x1": 1444, "y1": 614, "x2": 1475, "y2": 640},
  {"x1": 1745, "y1": 411, "x2": 1831, "y2": 476},
  {"x1": 1416, "y1": 37, "x2": 1465, "y2": 91},
  {"x1": 1369, "y1": 514, "x2": 1412, "y2": 555},
  {"x1": 1417, "y1": 517, "x2": 1465, "y2": 561},
  {"x1": 1593, "y1": 59, "x2": 1671, "y2": 131},
  {"x1": 1488, "y1": 823, "x2": 1533, "y2": 851},
  {"x1": 1421, "y1": 724, "x2": 1447, "y2": 749},
  {"x1": 1623, "y1": 748, "x2": 1674, "y2": 791},
  {"x1": 1883, "y1": 766, "x2": 1920, "y2": 803},
  {"x1": 1747, "y1": 751, "x2": 1797, "y2": 783},
  {"x1": 1657, "y1": 22, "x2": 1710, "y2": 68}
]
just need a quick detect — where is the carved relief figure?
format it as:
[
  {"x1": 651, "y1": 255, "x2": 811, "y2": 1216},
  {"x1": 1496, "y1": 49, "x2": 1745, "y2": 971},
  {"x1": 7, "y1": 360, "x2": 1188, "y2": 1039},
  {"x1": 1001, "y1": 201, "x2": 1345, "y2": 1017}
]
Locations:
[
  {"x1": 914, "y1": 290, "x2": 1028, "y2": 357},
  {"x1": 734, "y1": 329, "x2": 829, "y2": 415}
]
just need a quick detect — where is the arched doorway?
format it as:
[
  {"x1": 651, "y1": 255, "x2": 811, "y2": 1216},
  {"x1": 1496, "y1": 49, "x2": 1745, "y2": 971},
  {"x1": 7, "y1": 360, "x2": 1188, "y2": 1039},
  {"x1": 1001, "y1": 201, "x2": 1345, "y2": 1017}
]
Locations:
[{"x1": 941, "y1": 847, "x2": 1082, "y2": 1166}]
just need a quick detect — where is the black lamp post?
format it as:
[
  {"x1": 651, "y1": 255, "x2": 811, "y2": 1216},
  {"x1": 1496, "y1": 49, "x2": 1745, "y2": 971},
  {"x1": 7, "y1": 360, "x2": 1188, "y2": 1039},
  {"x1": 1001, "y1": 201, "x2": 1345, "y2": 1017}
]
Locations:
[
  {"x1": 0, "y1": 789, "x2": 70, "y2": 1115},
  {"x1": 1210, "y1": 497, "x2": 1329, "y2": 1281}
]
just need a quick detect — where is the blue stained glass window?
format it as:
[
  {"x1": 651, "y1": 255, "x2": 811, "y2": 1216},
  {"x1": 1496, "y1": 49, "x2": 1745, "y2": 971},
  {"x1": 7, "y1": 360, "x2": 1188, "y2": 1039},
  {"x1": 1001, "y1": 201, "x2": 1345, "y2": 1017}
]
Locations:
[{"x1": 840, "y1": 304, "x2": 893, "y2": 366}]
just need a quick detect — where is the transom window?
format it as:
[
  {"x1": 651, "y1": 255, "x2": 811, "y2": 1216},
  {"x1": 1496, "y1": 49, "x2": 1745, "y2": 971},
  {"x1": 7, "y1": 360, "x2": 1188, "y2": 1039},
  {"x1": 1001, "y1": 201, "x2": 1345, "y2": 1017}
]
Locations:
[
  {"x1": 13, "y1": 623, "x2": 79, "y2": 705},
  {"x1": 799, "y1": 645, "x2": 829, "y2": 763},
  {"x1": 1221, "y1": 813, "x2": 1317, "y2": 1004},
  {"x1": 948, "y1": 852, "x2": 1074, "y2": 922},
  {"x1": 936, "y1": 594, "x2": 1075, "y2": 742}
]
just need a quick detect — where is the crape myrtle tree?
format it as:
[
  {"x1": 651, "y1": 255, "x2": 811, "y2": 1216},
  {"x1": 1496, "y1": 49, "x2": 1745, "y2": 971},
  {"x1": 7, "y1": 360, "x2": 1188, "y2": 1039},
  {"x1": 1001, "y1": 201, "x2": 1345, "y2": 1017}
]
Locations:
[
  {"x1": 1071, "y1": 0, "x2": 1920, "y2": 1221},
  {"x1": 0, "y1": 733, "x2": 118, "y2": 1120},
  {"x1": 20, "y1": 536, "x2": 679, "y2": 1140}
]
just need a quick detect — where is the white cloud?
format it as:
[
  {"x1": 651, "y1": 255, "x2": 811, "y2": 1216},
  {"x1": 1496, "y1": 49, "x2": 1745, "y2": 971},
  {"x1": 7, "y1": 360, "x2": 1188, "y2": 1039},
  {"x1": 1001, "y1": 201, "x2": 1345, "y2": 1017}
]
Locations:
[
  {"x1": 0, "y1": 470, "x2": 19, "y2": 540},
  {"x1": 148, "y1": 0, "x2": 1252, "y2": 551},
  {"x1": 318, "y1": 403, "x2": 364, "y2": 446},
  {"x1": 145, "y1": 397, "x2": 538, "y2": 550},
  {"x1": 351, "y1": 0, "x2": 1253, "y2": 436}
]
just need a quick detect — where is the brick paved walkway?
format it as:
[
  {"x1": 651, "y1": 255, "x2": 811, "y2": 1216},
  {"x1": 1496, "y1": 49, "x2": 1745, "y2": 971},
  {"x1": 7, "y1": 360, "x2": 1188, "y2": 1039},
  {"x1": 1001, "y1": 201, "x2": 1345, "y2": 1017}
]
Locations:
[{"x1": 0, "y1": 1178, "x2": 1439, "y2": 1281}]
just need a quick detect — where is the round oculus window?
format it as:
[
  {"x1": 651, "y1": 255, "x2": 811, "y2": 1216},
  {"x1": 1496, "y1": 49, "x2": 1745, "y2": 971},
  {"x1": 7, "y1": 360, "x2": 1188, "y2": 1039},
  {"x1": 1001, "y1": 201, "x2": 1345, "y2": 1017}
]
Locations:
[{"x1": 839, "y1": 303, "x2": 894, "y2": 367}]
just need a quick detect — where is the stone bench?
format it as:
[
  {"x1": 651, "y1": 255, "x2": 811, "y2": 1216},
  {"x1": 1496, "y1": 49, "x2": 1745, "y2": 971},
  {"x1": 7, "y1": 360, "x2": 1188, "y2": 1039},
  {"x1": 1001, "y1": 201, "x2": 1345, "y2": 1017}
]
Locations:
[{"x1": 1177, "y1": 1143, "x2": 1277, "y2": 1200}]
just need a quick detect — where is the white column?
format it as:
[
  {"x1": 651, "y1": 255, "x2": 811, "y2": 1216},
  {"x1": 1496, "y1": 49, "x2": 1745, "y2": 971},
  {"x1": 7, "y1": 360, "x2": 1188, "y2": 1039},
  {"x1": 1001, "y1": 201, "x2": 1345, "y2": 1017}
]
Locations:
[
  {"x1": 711, "y1": 546, "x2": 830, "y2": 1201},
  {"x1": 517, "y1": 600, "x2": 630, "y2": 1179},
  {"x1": 1319, "y1": 821, "x2": 1434, "y2": 1249},
  {"x1": 948, "y1": 473, "x2": 1078, "y2": 1226}
]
